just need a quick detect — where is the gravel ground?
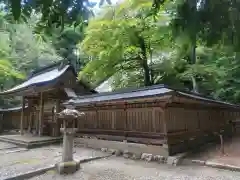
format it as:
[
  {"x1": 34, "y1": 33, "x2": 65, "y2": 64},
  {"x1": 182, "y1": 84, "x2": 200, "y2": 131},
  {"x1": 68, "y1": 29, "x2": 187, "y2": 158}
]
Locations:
[
  {"x1": 186, "y1": 136, "x2": 240, "y2": 167},
  {"x1": 0, "y1": 144, "x2": 108, "y2": 180},
  {"x1": 30, "y1": 157, "x2": 240, "y2": 180},
  {"x1": 0, "y1": 142, "x2": 17, "y2": 150}
]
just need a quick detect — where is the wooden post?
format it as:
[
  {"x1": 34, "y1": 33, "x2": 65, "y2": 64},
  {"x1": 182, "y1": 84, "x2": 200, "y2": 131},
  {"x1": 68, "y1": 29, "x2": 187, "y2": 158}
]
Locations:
[
  {"x1": 111, "y1": 111, "x2": 116, "y2": 130},
  {"x1": 20, "y1": 97, "x2": 25, "y2": 135},
  {"x1": 28, "y1": 100, "x2": 33, "y2": 133},
  {"x1": 55, "y1": 99, "x2": 61, "y2": 136},
  {"x1": 28, "y1": 112, "x2": 33, "y2": 133},
  {"x1": 35, "y1": 111, "x2": 39, "y2": 135},
  {"x1": 162, "y1": 109, "x2": 168, "y2": 135},
  {"x1": 38, "y1": 93, "x2": 44, "y2": 136},
  {"x1": 152, "y1": 108, "x2": 156, "y2": 132},
  {"x1": 0, "y1": 113, "x2": 3, "y2": 133}
]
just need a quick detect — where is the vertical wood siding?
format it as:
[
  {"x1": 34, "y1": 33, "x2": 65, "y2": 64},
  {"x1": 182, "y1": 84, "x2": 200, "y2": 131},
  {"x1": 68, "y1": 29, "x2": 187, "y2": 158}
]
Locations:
[
  {"x1": 76, "y1": 103, "x2": 165, "y2": 134},
  {"x1": 165, "y1": 106, "x2": 240, "y2": 146}
]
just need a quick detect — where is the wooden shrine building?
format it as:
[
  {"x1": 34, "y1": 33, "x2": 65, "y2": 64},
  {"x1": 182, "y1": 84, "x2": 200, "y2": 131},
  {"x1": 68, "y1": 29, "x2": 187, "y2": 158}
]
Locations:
[
  {"x1": 0, "y1": 61, "x2": 95, "y2": 137},
  {"x1": 1, "y1": 69, "x2": 240, "y2": 155},
  {"x1": 64, "y1": 85, "x2": 240, "y2": 155}
]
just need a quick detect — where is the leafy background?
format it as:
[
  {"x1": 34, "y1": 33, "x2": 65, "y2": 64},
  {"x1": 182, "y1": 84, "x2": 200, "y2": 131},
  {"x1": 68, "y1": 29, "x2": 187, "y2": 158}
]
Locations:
[{"x1": 1, "y1": 0, "x2": 240, "y2": 107}]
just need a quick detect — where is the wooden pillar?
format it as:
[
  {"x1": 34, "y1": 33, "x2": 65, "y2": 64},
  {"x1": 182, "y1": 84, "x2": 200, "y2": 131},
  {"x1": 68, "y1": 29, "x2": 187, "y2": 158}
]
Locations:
[
  {"x1": 28, "y1": 112, "x2": 33, "y2": 133},
  {"x1": 111, "y1": 111, "x2": 116, "y2": 130},
  {"x1": 28, "y1": 100, "x2": 33, "y2": 133},
  {"x1": 55, "y1": 99, "x2": 61, "y2": 136},
  {"x1": 20, "y1": 97, "x2": 25, "y2": 135},
  {"x1": 152, "y1": 107, "x2": 156, "y2": 133},
  {"x1": 35, "y1": 111, "x2": 39, "y2": 135},
  {"x1": 0, "y1": 113, "x2": 3, "y2": 133},
  {"x1": 38, "y1": 93, "x2": 44, "y2": 136},
  {"x1": 162, "y1": 109, "x2": 167, "y2": 135}
]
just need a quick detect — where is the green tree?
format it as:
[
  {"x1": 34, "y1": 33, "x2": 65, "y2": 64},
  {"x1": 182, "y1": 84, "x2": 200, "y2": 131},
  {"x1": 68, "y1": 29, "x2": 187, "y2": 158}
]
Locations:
[
  {"x1": 81, "y1": 0, "x2": 171, "y2": 88},
  {"x1": 0, "y1": 59, "x2": 24, "y2": 84},
  {"x1": 1, "y1": 0, "x2": 112, "y2": 29},
  {"x1": 0, "y1": 12, "x2": 61, "y2": 106}
]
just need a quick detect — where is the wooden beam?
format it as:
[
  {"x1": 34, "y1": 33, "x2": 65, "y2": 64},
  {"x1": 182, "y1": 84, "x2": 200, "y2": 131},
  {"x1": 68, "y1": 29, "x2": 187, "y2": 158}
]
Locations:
[
  {"x1": 76, "y1": 129, "x2": 166, "y2": 138},
  {"x1": 76, "y1": 133, "x2": 166, "y2": 145},
  {"x1": 20, "y1": 97, "x2": 25, "y2": 135},
  {"x1": 38, "y1": 92, "x2": 44, "y2": 136}
]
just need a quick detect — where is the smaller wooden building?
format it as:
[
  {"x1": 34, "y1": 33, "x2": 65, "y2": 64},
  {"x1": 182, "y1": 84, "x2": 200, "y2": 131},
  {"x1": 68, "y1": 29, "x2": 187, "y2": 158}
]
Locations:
[
  {"x1": 0, "y1": 61, "x2": 95, "y2": 136},
  {"x1": 65, "y1": 85, "x2": 240, "y2": 155}
]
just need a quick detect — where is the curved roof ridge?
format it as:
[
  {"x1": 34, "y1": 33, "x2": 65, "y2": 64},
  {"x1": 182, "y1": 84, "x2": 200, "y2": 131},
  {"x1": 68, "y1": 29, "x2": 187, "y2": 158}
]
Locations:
[
  {"x1": 28, "y1": 61, "x2": 65, "y2": 79},
  {"x1": 0, "y1": 65, "x2": 70, "y2": 95},
  {"x1": 73, "y1": 84, "x2": 167, "y2": 100}
]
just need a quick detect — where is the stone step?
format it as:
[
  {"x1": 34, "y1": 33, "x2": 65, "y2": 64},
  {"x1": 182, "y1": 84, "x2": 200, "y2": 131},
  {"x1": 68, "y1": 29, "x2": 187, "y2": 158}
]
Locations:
[
  {"x1": 0, "y1": 137, "x2": 62, "y2": 149},
  {"x1": 0, "y1": 147, "x2": 28, "y2": 155}
]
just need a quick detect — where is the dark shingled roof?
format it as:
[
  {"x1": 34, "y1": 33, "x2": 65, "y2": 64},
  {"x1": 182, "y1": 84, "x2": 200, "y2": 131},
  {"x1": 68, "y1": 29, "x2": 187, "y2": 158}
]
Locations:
[
  {"x1": 0, "y1": 63, "x2": 71, "y2": 95},
  {"x1": 28, "y1": 61, "x2": 66, "y2": 79},
  {"x1": 65, "y1": 84, "x2": 238, "y2": 107},
  {"x1": 0, "y1": 60, "x2": 97, "y2": 95}
]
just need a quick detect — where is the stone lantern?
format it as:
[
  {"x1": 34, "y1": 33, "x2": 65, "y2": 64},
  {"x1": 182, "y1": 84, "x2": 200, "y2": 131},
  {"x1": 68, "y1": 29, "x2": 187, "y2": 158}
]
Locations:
[{"x1": 55, "y1": 106, "x2": 84, "y2": 174}]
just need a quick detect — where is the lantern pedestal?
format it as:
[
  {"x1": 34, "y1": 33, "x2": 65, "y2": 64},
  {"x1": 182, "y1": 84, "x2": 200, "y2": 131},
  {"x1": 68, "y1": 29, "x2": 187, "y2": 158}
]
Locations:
[
  {"x1": 55, "y1": 108, "x2": 84, "y2": 175},
  {"x1": 56, "y1": 128, "x2": 79, "y2": 174}
]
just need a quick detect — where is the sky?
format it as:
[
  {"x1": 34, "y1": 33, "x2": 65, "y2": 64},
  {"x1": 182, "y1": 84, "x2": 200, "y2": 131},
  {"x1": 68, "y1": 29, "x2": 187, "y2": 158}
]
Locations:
[
  {"x1": 90, "y1": 0, "x2": 119, "y2": 5},
  {"x1": 89, "y1": 0, "x2": 120, "y2": 17}
]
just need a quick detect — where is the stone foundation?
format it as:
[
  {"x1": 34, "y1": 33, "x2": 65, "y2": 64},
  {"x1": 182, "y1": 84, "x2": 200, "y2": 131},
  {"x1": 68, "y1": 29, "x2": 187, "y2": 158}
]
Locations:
[
  {"x1": 75, "y1": 138, "x2": 169, "y2": 157},
  {"x1": 73, "y1": 138, "x2": 188, "y2": 165}
]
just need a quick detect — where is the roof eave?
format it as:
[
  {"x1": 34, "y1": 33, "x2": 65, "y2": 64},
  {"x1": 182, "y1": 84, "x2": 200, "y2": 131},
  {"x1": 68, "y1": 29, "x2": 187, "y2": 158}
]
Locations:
[
  {"x1": 0, "y1": 65, "x2": 71, "y2": 96},
  {"x1": 63, "y1": 91, "x2": 174, "y2": 107}
]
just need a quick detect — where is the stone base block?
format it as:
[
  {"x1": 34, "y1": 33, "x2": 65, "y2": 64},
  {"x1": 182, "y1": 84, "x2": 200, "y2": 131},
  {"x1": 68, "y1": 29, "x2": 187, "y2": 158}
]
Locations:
[
  {"x1": 56, "y1": 161, "x2": 80, "y2": 174},
  {"x1": 75, "y1": 138, "x2": 169, "y2": 157}
]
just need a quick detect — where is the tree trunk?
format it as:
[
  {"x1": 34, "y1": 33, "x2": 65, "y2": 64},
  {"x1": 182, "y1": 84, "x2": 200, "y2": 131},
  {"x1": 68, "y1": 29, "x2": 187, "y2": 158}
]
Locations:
[
  {"x1": 138, "y1": 36, "x2": 151, "y2": 86},
  {"x1": 190, "y1": 42, "x2": 198, "y2": 93},
  {"x1": 189, "y1": 0, "x2": 198, "y2": 93},
  {"x1": 149, "y1": 43, "x2": 154, "y2": 85}
]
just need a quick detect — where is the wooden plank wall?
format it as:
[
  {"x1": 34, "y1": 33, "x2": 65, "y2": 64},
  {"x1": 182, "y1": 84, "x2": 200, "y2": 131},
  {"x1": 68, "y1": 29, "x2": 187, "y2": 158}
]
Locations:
[
  {"x1": 1, "y1": 103, "x2": 56, "y2": 133},
  {"x1": 76, "y1": 103, "x2": 165, "y2": 136},
  {"x1": 2, "y1": 111, "x2": 28, "y2": 130},
  {"x1": 166, "y1": 107, "x2": 239, "y2": 135},
  {"x1": 165, "y1": 106, "x2": 240, "y2": 154}
]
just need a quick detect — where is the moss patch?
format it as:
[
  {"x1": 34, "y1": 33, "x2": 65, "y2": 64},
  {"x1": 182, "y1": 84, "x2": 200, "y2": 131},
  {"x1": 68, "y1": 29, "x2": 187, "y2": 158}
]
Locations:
[
  {"x1": 46, "y1": 170, "x2": 56, "y2": 174},
  {"x1": 14, "y1": 158, "x2": 40, "y2": 164}
]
